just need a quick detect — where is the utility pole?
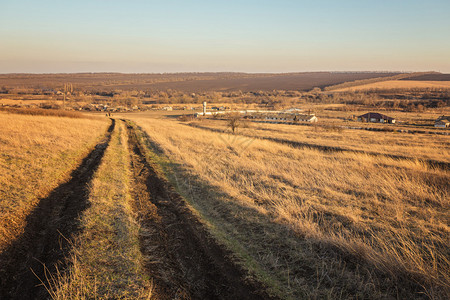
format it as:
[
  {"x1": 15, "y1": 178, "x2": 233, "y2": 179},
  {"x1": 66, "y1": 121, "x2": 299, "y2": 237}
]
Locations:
[
  {"x1": 63, "y1": 84, "x2": 66, "y2": 109},
  {"x1": 63, "y1": 83, "x2": 73, "y2": 109}
]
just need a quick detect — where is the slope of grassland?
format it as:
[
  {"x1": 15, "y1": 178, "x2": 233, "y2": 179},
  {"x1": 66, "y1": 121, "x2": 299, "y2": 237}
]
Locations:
[
  {"x1": 187, "y1": 119, "x2": 450, "y2": 164},
  {"x1": 50, "y1": 120, "x2": 151, "y2": 299},
  {"x1": 324, "y1": 72, "x2": 434, "y2": 91},
  {"x1": 127, "y1": 116, "x2": 449, "y2": 299},
  {"x1": 401, "y1": 73, "x2": 450, "y2": 81},
  {"x1": 334, "y1": 80, "x2": 450, "y2": 92},
  {"x1": 0, "y1": 112, "x2": 110, "y2": 250}
]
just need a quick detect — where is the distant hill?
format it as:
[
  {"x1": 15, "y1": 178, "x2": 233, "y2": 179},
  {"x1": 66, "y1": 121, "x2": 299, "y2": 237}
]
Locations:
[
  {"x1": 127, "y1": 72, "x2": 400, "y2": 92},
  {"x1": 330, "y1": 80, "x2": 450, "y2": 92},
  {"x1": 0, "y1": 72, "x2": 400, "y2": 92},
  {"x1": 324, "y1": 72, "x2": 437, "y2": 91},
  {"x1": 400, "y1": 73, "x2": 450, "y2": 81}
]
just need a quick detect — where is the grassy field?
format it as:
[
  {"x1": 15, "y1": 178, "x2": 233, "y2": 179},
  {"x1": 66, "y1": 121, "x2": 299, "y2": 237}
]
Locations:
[
  {"x1": 335, "y1": 80, "x2": 450, "y2": 91},
  {"x1": 1, "y1": 107, "x2": 448, "y2": 299},
  {"x1": 0, "y1": 115, "x2": 271, "y2": 299},
  {"x1": 126, "y1": 115, "x2": 449, "y2": 299},
  {"x1": 0, "y1": 112, "x2": 109, "y2": 250},
  {"x1": 186, "y1": 118, "x2": 450, "y2": 163}
]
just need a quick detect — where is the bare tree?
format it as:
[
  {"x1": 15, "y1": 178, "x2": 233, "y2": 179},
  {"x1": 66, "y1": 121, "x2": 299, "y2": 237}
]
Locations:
[{"x1": 227, "y1": 113, "x2": 242, "y2": 134}]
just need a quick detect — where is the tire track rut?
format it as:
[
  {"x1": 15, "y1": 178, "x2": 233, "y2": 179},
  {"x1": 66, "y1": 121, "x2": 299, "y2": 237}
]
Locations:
[
  {"x1": 0, "y1": 119, "x2": 115, "y2": 300},
  {"x1": 126, "y1": 123, "x2": 275, "y2": 300}
]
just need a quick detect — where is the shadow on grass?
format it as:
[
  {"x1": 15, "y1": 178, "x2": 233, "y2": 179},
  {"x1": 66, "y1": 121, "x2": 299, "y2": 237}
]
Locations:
[
  {"x1": 185, "y1": 122, "x2": 450, "y2": 171},
  {"x1": 132, "y1": 121, "x2": 434, "y2": 300},
  {"x1": 0, "y1": 119, "x2": 115, "y2": 300}
]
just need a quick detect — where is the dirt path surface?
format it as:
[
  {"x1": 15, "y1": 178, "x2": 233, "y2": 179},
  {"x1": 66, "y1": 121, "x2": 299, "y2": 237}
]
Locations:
[
  {"x1": 0, "y1": 119, "x2": 115, "y2": 300},
  {"x1": 126, "y1": 123, "x2": 275, "y2": 300}
]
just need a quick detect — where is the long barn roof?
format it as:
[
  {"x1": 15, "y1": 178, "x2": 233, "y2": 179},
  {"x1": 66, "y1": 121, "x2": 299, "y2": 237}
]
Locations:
[{"x1": 358, "y1": 112, "x2": 395, "y2": 120}]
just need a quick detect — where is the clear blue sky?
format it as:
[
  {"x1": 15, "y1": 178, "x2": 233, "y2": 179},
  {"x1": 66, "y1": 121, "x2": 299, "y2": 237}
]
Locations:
[{"x1": 1, "y1": 0, "x2": 449, "y2": 73}]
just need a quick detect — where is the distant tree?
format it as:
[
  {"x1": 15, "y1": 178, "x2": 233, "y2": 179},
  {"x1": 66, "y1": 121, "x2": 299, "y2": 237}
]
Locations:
[
  {"x1": 227, "y1": 113, "x2": 242, "y2": 134},
  {"x1": 0, "y1": 86, "x2": 8, "y2": 94}
]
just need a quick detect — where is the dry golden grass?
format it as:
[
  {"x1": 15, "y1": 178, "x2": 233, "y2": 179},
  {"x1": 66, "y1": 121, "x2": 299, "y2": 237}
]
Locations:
[
  {"x1": 0, "y1": 112, "x2": 109, "y2": 250},
  {"x1": 192, "y1": 119, "x2": 450, "y2": 163},
  {"x1": 0, "y1": 107, "x2": 88, "y2": 118},
  {"x1": 49, "y1": 120, "x2": 151, "y2": 299},
  {"x1": 129, "y1": 116, "x2": 449, "y2": 298},
  {"x1": 335, "y1": 80, "x2": 450, "y2": 91},
  {"x1": 0, "y1": 99, "x2": 64, "y2": 105}
]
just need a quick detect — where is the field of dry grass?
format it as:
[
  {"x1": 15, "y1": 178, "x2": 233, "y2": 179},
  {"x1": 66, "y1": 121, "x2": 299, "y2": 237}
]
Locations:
[
  {"x1": 127, "y1": 115, "x2": 449, "y2": 299},
  {"x1": 335, "y1": 80, "x2": 450, "y2": 91},
  {"x1": 0, "y1": 107, "x2": 89, "y2": 118},
  {"x1": 1, "y1": 106, "x2": 448, "y2": 298},
  {"x1": 0, "y1": 99, "x2": 64, "y2": 106},
  {"x1": 1, "y1": 113, "x2": 274, "y2": 299},
  {"x1": 0, "y1": 112, "x2": 109, "y2": 250},
  {"x1": 188, "y1": 118, "x2": 450, "y2": 163}
]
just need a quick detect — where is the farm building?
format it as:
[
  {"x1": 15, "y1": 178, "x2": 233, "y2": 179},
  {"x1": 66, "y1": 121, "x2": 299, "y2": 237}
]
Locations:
[
  {"x1": 434, "y1": 116, "x2": 450, "y2": 128},
  {"x1": 260, "y1": 112, "x2": 317, "y2": 123},
  {"x1": 194, "y1": 109, "x2": 318, "y2": 123},
  {"x1": 295, "y1": 114, "x2": 317, "y2": 122},
  {"x1": 357, "y1": 112, "x2": 396, "y2": 124}
]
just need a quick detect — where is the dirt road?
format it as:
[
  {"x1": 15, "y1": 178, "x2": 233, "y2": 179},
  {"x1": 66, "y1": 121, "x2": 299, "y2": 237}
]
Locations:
[
  {"x1": 0, "y1": 119, "x2": 274, "y2": 299},
  {"x1": 126, "y1": 122, "x2": 274, "y2": 299}
]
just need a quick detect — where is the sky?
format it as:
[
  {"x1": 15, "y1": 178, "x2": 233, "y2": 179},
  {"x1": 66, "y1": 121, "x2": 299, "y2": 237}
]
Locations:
[{"x1": 0, "y1": 0, "x2": 449, "y2": 73}]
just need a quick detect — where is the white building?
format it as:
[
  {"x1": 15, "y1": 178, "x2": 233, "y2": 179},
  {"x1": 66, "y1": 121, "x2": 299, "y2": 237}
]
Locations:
[{"x1": 435, "y1": 116, "x2": 450, "y2": 128}]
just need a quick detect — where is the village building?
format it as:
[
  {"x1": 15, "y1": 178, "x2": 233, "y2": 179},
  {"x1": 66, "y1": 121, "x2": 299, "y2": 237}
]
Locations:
[
  {"x1": 295, "y1": 114, "x2": 318, "y2": 122},
  {"x1": 248, "y1": 111, "x2": 317, "y2": 123},
  {"x1": 194, "y1": 109, "x2": 318, "y2": 123},
  {"x1": 357, "y1": 112, "x2": 396, "y2": 124},
  {"x1": 434, "y1": 116, "x2": 450, "y2": 128},
  {"x1": 263, "y1": 113, "x2": 317, "y2": 123}
]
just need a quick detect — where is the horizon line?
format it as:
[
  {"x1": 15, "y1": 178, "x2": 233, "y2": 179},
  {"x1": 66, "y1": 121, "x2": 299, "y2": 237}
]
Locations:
[{"x1": 0, "y1": 70, "x2": 442, "y2": 75}]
